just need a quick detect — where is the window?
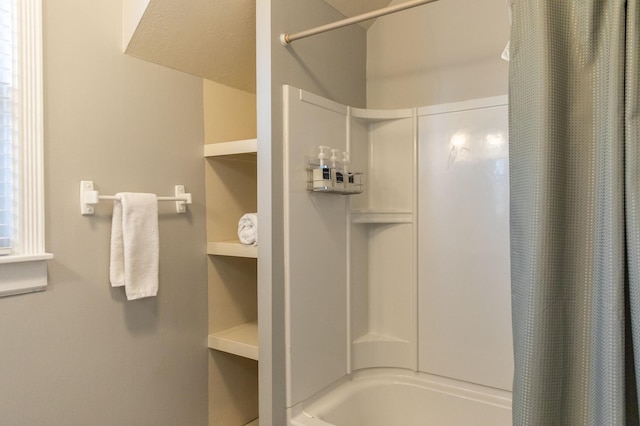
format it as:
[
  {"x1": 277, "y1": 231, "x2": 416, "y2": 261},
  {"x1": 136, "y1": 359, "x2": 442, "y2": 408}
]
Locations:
[
  {"x1": 0, "y1": 0, "x2": 14, "y2": 253},
  {"x1": 0, "y1": 0, "x2": 52, "y2": 298}
]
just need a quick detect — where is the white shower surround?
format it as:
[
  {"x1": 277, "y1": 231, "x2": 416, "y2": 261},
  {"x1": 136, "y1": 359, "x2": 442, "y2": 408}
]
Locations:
[{"x1": 283, "y1": 86, "x2": 512, "y2": 424}]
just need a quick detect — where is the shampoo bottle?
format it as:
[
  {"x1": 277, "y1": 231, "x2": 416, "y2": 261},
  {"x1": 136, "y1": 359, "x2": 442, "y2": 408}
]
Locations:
[
  {"x1": 312, "y1": 145, "x2": 332, "y2": 190},
  {"x1": 331, "y1": 149, "x2": 344, "y2": 191},
  {"x1": 342, "y1": 151, "x2": 354, "y2": 191}
]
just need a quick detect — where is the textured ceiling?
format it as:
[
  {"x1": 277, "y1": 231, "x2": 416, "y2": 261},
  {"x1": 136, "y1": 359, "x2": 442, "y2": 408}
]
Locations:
[
  {"x1": 125, "y1": 0, "x2": 256, "y2": 93},
  {"x1": 123, "y1": 0, "x2": 394, "y2": 93}
]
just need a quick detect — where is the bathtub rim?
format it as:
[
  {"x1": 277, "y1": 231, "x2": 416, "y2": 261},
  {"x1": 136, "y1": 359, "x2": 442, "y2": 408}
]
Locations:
[{"x1": 287, "y1": 367, "x2": 512, "y2": 425}]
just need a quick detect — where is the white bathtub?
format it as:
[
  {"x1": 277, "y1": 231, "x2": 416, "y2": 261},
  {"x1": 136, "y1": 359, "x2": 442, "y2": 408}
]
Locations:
[{"x1": 288, "y1": 369, "x2": 512, "y2": 426}]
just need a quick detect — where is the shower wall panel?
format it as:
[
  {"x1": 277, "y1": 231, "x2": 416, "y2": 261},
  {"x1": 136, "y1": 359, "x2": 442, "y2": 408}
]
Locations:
[
  {"x1": 417, "y1": 97, "x2": 513, "y2": 391},
  {"x1": 283, "y1": 86, "x2": 349, "y2": 407}
]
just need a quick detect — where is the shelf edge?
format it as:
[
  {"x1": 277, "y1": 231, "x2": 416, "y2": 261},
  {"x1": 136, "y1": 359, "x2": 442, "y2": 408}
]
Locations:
[
  {"x1": 207, "y1": 241, "x2": 258, "y2": 258},
  {"x1": 204, "y1": 138, "x2": 258, "y2": 157},
  {"x1": 351, "y1": 211, "x2": 413, "y2": 224},
  {"x1": 208, "y1": 321, "x2": 259, "y2": 361}
]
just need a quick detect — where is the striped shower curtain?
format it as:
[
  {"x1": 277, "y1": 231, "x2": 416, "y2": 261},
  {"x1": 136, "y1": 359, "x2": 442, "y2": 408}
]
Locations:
[{"x1": 509, "y1": 0, "x2": 640, "y2": 424}]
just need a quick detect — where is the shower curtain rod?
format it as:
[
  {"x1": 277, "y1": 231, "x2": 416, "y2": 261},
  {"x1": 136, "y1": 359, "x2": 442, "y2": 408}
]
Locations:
[{"x1": 280, "y1": 0, "x2": 440, "y2": 45}]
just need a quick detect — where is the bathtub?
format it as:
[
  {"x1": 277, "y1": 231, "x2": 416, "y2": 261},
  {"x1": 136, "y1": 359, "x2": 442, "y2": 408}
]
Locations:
[{"x1": 288, "y1": 369, "x2": 512, "y2": 426}]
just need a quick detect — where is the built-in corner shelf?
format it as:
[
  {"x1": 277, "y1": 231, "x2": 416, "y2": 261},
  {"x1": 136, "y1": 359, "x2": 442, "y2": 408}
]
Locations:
[
  {"x1": 204, "y1": 138, "x2": 257, "y2": 159},
  {"x1": 245, "y1": 419, "x2": 259, "y2": 426},
  {"x1": 207, "y1": 241, "x2": 258, "y2": 258},
  {"x1": 353, "y1": 332, "x2": 409, "y2": 344},
  {"x1": 351, "y1": 209, "x2": 413, "y2": 224},
  {"x1": 208, "y1": 321, "x2": 259, "y2": 361},
  {"x1": 352, "y1": 332, "x2": 412, "y2": 370}
]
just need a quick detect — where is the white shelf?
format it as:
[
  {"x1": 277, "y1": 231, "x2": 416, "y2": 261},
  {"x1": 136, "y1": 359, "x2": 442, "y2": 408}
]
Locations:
[
  {"x1": 309, "y1": 187, "x2": 363, "y2": 195},
  {"x1": 207, "y1": 241, "x2": 257, "y2": 258},
  {"x1": 208, "y1": 321, "x2": 259, "y2": 361},
  {"x1": 351, "y1": 333, "x2": 413, "y2": 370},
  {"x1": 350, "y1": 106, "x2": 413, "y2": 121},
  {"x1": 351, "y1": 209, "x2": 412, "y2": 224},
  {"x1": 353, "y1": 332, "x2": 409, "y2": 344},
  {"x1": 204, "y1": 139, "x2": 257, "y2": 158}
]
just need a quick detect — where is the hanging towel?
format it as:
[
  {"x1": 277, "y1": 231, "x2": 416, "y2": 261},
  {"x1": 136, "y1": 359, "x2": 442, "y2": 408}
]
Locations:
[
  {"x1": 110, "y1": 192, "x2": 159, "y2": 300},
  {"x1": 238, "y1": 213, "x2": 258, "y2": 246}
]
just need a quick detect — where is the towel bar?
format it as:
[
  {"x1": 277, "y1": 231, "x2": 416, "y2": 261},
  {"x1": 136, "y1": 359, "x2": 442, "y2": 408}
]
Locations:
[{"x1": 80, "y1": 181, "x2": 192, "y2": 215}]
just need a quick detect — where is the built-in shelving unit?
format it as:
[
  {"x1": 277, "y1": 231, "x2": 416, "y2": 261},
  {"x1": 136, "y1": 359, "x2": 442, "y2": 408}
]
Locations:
[
  {"x1": 125, "y1": 1, "x2": 259, "y2": 420},
  {"x1": 206, "y1": 132, "x2": 258, "y2": 426}
]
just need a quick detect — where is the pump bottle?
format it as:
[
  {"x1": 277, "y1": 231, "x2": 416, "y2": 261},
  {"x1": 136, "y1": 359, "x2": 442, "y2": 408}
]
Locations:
[
  {"x1": 330, "y1": 149, "x2": 344, "y2": 191},
  {"x1": 342, "y1": 151, "x2": 353, "y2": 191},
  {"x1": 312, "y1": 145, "x2": 332, "y2": 190}
]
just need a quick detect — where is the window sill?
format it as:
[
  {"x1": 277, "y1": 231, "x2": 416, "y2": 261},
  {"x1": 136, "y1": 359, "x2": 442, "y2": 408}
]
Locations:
[
  {"x1": 0, "y1": 253, "x2": 53, "y2": 264},
  {"x1": 0, "y1": 253, "x2": 53, "y2": 297}
]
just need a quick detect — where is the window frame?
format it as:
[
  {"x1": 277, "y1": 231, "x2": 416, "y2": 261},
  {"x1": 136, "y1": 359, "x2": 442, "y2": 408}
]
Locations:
[{"x1": 0, "y1": 0, "x2": 52, "y2": 298}]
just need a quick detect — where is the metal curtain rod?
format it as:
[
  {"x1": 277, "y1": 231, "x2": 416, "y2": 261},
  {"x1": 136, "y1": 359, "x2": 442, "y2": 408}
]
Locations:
[{"x1": 280, "y1": 0, "x2": 439, "y2": 46}]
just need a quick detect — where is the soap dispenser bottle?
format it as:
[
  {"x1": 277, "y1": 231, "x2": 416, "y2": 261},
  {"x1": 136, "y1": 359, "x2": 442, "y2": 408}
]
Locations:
[
  {"x1": 331, "y1": 149, "x2": 344, "y2": 191},
  {"x1": 342, "y1": 151, "x2": 353, "y2": 191},
  {"x1": 313, "y1": 145, "x2": 332, "y2": 190}
]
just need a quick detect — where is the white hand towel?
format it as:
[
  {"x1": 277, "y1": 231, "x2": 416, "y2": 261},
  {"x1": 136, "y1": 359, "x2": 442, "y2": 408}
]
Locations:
[
  {"x1": 110, "y1": 192, "x2": 159, "y2": 300},
  {"x1": 238, "y1": 213, "x2": 258, "y2": 246}
]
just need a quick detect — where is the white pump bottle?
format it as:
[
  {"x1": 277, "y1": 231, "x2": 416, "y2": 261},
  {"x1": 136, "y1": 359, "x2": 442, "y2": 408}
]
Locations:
[
  {"x1": 342, "y1": 151, "x2": 353, "y2": 191},
  {"x1": 313, "y1": 145, "x2": 332, "y2": 189},
  {"x1": 330, "y1": 149, "x2": 344, "y2": 191}
]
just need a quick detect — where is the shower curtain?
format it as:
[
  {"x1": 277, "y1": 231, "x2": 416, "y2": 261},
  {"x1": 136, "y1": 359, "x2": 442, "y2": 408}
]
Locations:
[{"x1": 509, "y1": 0, "x2": 640, "y2": 425}]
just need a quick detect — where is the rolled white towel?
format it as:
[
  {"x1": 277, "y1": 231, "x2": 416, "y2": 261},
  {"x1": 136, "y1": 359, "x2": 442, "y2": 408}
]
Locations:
[{"x1": 238, "y1": 213, "x2": 258, "y2": 246}]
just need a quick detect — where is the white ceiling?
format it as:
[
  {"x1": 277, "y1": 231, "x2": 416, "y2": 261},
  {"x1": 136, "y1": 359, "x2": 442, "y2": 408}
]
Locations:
[{"x1": 124, "y1": 0, "x2": 393, "y2": 93}]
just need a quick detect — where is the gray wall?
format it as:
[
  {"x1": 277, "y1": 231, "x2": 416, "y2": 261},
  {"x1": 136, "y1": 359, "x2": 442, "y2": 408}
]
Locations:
[
  {"x1": 257, "y1": 1, "x2": 367, "y2": 424},
  {"x1": 0, "y1": 1, "x2": 208, "y2": 424},
  {"x1": 367, "y1": 0, "x2": 510, "y2": 108}
]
